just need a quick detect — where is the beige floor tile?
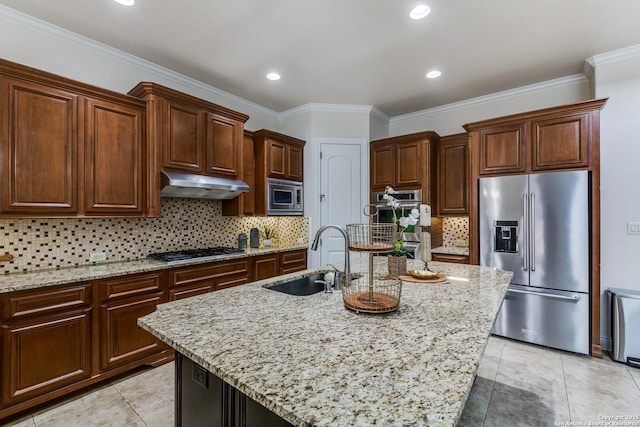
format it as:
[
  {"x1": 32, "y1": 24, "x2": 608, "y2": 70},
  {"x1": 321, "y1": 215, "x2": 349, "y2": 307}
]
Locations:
[
  {"x1": 32, "y1": 384, "x2": 145, "y2": 427},
  {"x1": 0, "y1": 415, "x2": 35, "y2": 427},
  {"x1": 562, "y1": 352, "x2": 640, "y2": 422},
  {"x1": 627, "y1": 364, "x2": 640, "y2": 390},
  {"x1": 112, "y1": 362, "x2": 174, "y2": 427}
]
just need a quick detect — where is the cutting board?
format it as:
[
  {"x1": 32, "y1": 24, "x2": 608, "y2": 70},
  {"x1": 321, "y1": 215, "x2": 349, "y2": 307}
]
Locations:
[{"x1": 398, "y1": 273, "x2": 447, "y2": 283}]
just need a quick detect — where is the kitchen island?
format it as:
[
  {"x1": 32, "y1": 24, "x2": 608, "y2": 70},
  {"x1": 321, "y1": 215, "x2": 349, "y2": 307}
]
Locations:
[{"x1": 138, "y1": 257, "x2": 512, "y2": 426}]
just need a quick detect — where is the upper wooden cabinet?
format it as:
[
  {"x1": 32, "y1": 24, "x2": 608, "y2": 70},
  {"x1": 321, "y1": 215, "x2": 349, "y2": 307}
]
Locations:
[
  {"x1": 254, "y1": 129, "x2": 305, "y2": 182},
  {"x1": 0, "y1": 59, "x2": 147, "y2": 217},
  {"x1": 222, "y1": 130, "x2": 256, "y2": 216},
  {"x1": 128, "y1": 82, "x2": 248, "y2": 216},
  {"x1": 370, "y1": 132, "x2": 439, "y2": 202},
  {"x1": 437, "y1": 133, "x2": 469, "y2": 216},
  {"x1": 465, "y1": 99, "x2": 607, "y2": 177}
]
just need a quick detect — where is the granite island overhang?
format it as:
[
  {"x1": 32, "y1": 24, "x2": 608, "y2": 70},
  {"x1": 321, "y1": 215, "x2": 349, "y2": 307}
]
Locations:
[{"x1": 138, "y1": 257, "x2": 513, "y2": 426}]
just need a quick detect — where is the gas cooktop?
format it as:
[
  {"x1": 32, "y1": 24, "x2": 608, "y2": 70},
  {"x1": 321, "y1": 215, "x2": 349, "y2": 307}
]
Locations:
[{"x1": 148, "y1": 247, "x2": 245, "y2": 264}]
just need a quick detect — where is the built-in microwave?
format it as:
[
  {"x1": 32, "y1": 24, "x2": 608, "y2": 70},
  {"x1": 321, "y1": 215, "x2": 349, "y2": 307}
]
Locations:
[{"x1": 267, "y1": 178, "x2": 303, "y2": 215}]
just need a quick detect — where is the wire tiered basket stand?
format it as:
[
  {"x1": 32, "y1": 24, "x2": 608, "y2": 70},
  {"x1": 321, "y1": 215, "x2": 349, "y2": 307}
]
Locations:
[{"x1": 344, "y1": 207, "x2": 402, "y2": 313}]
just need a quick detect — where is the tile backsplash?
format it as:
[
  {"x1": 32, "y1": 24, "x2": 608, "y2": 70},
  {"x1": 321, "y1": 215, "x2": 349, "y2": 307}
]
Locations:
[
  {"x1": 442, "y1": 217, "x2": 469, "y2": 247},
  {"x1": 0, "y1": 198, "x2": 309, "y2": 275}
]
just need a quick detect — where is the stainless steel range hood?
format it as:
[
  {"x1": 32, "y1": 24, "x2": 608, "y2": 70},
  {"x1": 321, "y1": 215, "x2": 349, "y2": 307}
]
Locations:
[{"x1": 160, "y1": 171, "x2": 249, "y2": 200}]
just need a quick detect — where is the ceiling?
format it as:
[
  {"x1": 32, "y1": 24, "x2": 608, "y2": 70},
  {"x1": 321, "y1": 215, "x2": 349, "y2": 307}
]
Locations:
[{"x1": 1, "y1": 0, "x2": 639, "y2": 117}]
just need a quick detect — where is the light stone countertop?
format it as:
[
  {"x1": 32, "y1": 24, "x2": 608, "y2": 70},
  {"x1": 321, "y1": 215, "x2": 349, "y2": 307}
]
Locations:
[
  {"x1": 138, "y1": 256, "x2": 513, "y2": 426},
  {"x1": 0, "y1": 244, "x2": 308, "y2": 293},
  {"x1": 431, "y1": 246, "x2": 469, "y2": 256}
]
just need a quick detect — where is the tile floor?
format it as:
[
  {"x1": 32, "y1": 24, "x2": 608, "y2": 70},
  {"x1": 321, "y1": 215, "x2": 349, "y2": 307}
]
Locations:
[{"x1": 2, "y1": 337, "x2": 639, "y2": 426}]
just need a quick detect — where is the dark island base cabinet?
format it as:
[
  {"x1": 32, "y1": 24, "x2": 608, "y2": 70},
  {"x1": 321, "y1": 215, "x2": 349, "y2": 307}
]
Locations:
[{"x1": 176, "y1": 353, "x2": 292, "y2": 427}]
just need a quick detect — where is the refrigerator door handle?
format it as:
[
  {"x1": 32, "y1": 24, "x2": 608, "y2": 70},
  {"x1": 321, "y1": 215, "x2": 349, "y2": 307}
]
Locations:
[
  {"x1": 507, "y1": 288, "x2": 580, "y2": 302},
  {"x1": 530, "y1": 192, "x2": 536, "y2": 271},
  {"x1": 523, "y1": 193, "x2": 528, "y2": 271}
]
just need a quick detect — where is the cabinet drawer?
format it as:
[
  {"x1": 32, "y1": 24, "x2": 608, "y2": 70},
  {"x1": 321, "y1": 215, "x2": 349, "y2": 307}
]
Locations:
[
  {"x1": 280, "y1": 250, "x2": 307, "y2": 266},
  {"x1": 2, "y1": 284, "x2": 91, "y2": 321},
  {"x1": 100, "y1": 272, "x2": 164, "y2": 301},
  {"x1": 168, "y1": 259, "x2": 250, "y2": 291},
  {"x1": 432, "y1": 253, "x2": 469, "y2": 264}
]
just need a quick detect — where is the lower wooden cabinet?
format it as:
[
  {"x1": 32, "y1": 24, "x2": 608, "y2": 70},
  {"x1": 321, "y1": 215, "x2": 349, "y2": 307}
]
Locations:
[
  {"x1": 432, "y1": 253, "x2": 469, "y2": 264},
  {"x1": 253, "y1": 253, "x2": 279, "y2": 281},
  {"x1": 0, "y1": 283, "x2": 93, "y2": 412},
  {"x1": 98, "y1": 272, "x2": 167, "y2": 372}
]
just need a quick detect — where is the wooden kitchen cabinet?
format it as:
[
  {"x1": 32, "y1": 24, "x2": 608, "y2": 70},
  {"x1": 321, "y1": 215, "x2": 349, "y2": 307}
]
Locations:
[
  {"x1": 0, "y1": 283, "x2": 92, "y2": 409},
  {"x1": 253, "y1": 129, "x2": 306, "y2": 215},
  {"x1": 254, "y1": 129, "x2": 305, "y2": 182},
  {"x1": 83, "y1": 97, "x2": 144, "y2": 215},
  {"x1": 437, "y1": 133, "x2": 469, "y2": 216},
  {"x1": 0, "y1": 58, "x2": 147, "y2": 218},
  {"x1": 167, "y1": 258, "x2": 251, "y2": 300},
  {"x1": 279, "y1": 249, "x2": 308, "y2": 275},
  {"x1": 98, "y1": 272, "x2": 167, "y2": 372},
  {"x1": 252, "y1": 253, "x2": 280, "y2": 281},
  {"x1": 370, "y1": 132, "x2": 439, "y2": 203},
  {"x1": 466, "y1": 100, "x2": 605, "y2": 177},
  {"x1": 128, "y1": 82, "x2": 249, "y2": 217}
]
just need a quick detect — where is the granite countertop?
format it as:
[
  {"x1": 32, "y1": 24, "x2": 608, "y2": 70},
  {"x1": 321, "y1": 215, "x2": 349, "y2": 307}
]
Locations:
[
  {"x1": 138, "y1": 257, "x2": 512, "y2": 426},
  {"x1": 0, "y1": 244, "x2": 308, "y2": 293},
  {"x1": 431, "y1": 246, "x2": 469, "y2": 256}
]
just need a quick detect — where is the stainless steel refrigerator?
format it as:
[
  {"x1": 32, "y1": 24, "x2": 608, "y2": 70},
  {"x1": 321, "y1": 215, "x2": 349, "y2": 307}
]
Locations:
[{"x1": 479, "y1": 170, "x2": 590, "y2": 354}]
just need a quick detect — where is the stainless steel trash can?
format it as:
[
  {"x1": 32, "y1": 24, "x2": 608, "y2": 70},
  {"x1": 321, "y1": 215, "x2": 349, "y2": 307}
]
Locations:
[{"x1": 608, "y1": 288, "x2": 640, "y2": 367}]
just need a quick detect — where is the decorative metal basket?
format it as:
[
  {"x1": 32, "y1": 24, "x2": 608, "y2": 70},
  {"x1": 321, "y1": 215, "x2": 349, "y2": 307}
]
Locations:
[
  {"x1": 342, "y1": 272, "x2": 402, "y2": 313},
  {"x1": 346, "y1": 223, "x2": 395, "y2": 253}
]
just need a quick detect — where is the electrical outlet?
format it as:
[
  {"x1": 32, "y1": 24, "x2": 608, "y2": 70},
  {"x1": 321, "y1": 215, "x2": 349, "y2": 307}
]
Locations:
[
  {"x1": 455, "y1": 239, "x2": 466, "y2": 247},
  {"x1": 628, "y1": 222, "x2": 640, "y2": 235},
  {"x1": 89, "y1": 252, "x2": 107, "y2": 262}
]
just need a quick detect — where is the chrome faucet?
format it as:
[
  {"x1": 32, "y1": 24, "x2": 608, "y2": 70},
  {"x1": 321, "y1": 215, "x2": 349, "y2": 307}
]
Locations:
[{"x1": 310, "y1": 225, "x2": 350, "y2": 291}]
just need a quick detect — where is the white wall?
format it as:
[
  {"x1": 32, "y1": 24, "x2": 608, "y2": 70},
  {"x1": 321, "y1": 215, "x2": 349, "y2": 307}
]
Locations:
[
  {"x1": 593, "y1": 48, "x2": 640, "y2": 347},
  {"x1": 0, "y1": 6, "x2": 278, "y2": 131},
  {"x1": 389, "y1": 76, "x2": 591, "y2": 137}
]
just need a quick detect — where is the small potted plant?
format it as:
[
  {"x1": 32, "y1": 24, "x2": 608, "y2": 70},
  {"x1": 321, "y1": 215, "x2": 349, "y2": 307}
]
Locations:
[{"x1": 261, "y1": 226, "x2": 276, "y2": 247}]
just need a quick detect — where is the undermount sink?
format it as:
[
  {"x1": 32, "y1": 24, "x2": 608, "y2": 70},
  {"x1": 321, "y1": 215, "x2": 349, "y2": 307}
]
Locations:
[{"x1": 264, "y1": 273, "x2": 327, "y2": 296}]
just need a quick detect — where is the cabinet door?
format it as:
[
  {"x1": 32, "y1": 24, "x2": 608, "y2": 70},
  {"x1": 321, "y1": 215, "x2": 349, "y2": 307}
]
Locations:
[
  {"x1": 1, "y1": 309, "x2": 91, "y2": 406},
  {"x1": 267, "y1": 139, "x2": 287, "y2": 179},
  {"x1": 253, "y1": 254, "x2": 279, "y2": 281},
  {"x1": 371, "y1": 144, "x2": 395, "y2": 189},
  {"x1": 84, "y1": 98, "x2": 144, "y2": 215},
  {"x1": 99, "y1": 291, "x2": 165, "y2": 372},
  {"x1": 396, "y1": 141, "x2": 422, "y2": 187},
  {"x1": 287, "y1": 143, "x2": 304, "y2": 181},
  {"x1": 1, "y1": 77, "x2": 78, "y2": 214},
  {"x1": 531, "y1": 113, "x2": 589, "y2": 171},
  {"x1": 438, "y1": 138, "x2": 468, "y2": 215},
  {"x1": 206, "y1": 113, "x2": 241, "y2": 178},
  {"x1": 479, "y1": 124, "x2": 526, "y2": 175},
  {"x1": 163, "y1": 100, "x2": 204, "y2": 173}
]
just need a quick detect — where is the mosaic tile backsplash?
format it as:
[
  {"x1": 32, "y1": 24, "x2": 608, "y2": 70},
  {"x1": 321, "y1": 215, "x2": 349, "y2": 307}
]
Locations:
[
  {"x1": 0, "y1": 198, "x2": 309, "y2": 275},
  {"x1": 442, "y1": 217, "x2": 469, "y2": 247}
]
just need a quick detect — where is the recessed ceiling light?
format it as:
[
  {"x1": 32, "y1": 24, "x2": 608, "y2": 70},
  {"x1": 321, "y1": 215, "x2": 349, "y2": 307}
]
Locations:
[
  {"x1": 426, "y1": 70, "x2": 441, "y2": 79},
  {"x1": 266, "y1": 72, "x2": 281, "y2": 81},
  {"x1": 410, "y1": 5, "x2": 430, "y2": 19},
  {"x1": 114, "y1": 0, "x2": 135, "y2": 5}
]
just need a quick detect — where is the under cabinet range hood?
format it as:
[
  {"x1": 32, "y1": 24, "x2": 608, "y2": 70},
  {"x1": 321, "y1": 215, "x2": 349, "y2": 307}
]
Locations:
[{"x1": 160, "y1": 171, "x2": 249, "y2": 200}]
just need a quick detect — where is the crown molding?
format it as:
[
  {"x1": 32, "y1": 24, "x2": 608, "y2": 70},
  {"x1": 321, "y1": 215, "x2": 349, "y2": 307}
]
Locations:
[
  {"x1": 390, "y1": 74, "x2": 587, "y2": 124},
  {"x1": 0, "y1": 4, "x2": 279, "y2": 121},
  {"x1": 278, "y1": 102, "x2": 389, "y2": 121},
  {"x1": 587, "y1": 43, "x2": 640, "y2": 67}
]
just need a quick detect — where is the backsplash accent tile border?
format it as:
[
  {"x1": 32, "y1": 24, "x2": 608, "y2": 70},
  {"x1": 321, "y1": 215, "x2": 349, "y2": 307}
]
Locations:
[{"x1": 0, "y1": 198, "x2": 309, "y2": 275}]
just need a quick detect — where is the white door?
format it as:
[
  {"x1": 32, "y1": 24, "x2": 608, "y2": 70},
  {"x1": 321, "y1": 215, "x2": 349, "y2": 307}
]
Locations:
[{"x1": 319, "y1": 142, "x2": 364, "y2": 266}]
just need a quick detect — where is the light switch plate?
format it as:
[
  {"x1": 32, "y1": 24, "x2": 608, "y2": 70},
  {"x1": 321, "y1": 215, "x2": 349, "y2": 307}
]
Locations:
[{"x1": 627, "y1": 221, "x2": 640, "y2": 235}]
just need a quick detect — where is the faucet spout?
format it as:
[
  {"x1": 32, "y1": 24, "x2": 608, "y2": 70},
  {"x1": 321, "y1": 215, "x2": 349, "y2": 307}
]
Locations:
[{"x1": 311, "y1": 225, "x2": 351, "y2": 290}]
